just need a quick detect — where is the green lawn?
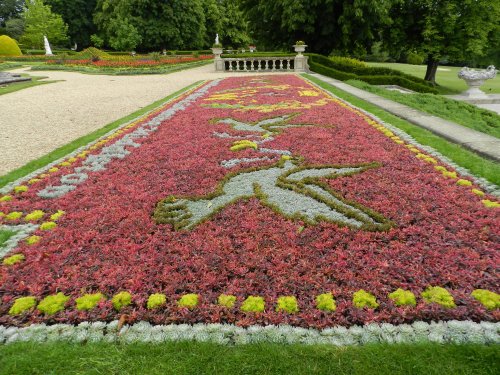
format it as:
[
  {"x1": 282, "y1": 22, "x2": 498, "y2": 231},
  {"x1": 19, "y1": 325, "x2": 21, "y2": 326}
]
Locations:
[
  {"x1": 0, "y1": 341, "x2": 498, "y2": 375},
  {"x1": 304, "y1": 74, "x2": 500, "y2": 186},
  {"x1": 0, "y1": 229, "x2": 15, "y2": 248},
  {"x1": 346, "y1": 79, "x2": 500, "y2": 138},
  {"x1": 0, "y1": 74, "x2": 57, "y2": 96},
  {"x1": 366, "y1": 62, "x2": 500, "y2": 95}
]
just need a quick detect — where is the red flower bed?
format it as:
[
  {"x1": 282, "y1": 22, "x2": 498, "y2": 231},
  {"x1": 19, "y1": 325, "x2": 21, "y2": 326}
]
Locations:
[
  {"x1": 0, "y1": 75, "x2": 498, "y2": 328},
  {"x1": 46, "y1": 55, "x2": 213, "y2": 68}
]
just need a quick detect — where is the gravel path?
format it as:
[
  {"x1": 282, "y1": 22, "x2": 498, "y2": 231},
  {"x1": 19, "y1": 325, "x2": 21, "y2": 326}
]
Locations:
[{"x1": 0, "y1": 64, "x2": 292, "y2": 175}]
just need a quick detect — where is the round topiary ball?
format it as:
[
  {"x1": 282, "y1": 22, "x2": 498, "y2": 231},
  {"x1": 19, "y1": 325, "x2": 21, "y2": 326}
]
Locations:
[{"x1": 0, "y1": 35, "x2": 23, "y2": 56}]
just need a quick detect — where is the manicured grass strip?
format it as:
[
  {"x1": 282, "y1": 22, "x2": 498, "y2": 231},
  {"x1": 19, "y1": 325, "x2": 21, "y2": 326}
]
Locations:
[
  {"x1": 0, "y1": 342, "x2": 497, "y2": 375},
  {"x1": 304, "y1": 74, "x2": 500, "y2": 186},
  {"x1": 0, "y1": 230, "x2": 16, "y2": 248},
  {"x1": 29, "y1": 60, "x2": 211, "y2": 75},
  {"x1": 0, "y1": 75, "x2": 57, "y2": 96},
  {"x1": 346, "y1": 79, "x2": 500, "y2": 139},
  {"x1": 0, "y1": 81, "x2": 204, "y2": 188},
  {"x1": 0, "y1": 62, "x2": 23, "y2": 71}
]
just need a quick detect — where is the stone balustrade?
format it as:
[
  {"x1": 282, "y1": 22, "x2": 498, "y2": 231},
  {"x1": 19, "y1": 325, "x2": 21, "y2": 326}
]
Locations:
[{"x1": 212, "y1": 49, "x2": 309, "y2": 73}]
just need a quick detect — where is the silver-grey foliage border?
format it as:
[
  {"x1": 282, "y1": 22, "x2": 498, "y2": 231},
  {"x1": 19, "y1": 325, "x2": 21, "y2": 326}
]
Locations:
[
  {"x1": 0, "y1": 80, "x2": 210, "y2": 196},
  {"x1": 305, "y1": 75, "x2": 500, "y2": 197},
  {"x1": 0, "y1": 320, "x2": 498, "y2": 346}
]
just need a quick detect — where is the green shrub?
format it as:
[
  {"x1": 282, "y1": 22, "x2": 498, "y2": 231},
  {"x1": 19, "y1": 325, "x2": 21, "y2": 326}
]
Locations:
[
  {"x1": 421, "y1": 286, "x2": 456, "y2": 308},
  {"x1": 471, "y1": 289, "x2": 500, "y2": 310},
  {"x1": 150, "y1": 52, "x2": 161, "y2": 62},
  {"x1": 315, "y1": 293, "x2": 337, "y2": 312},
  {"x1": 38, "y1": 293, "x2": 69, "y2": 315},
  {"x1": 112, "y1": 291, "x2": 132, "y2": 311},
  {"x1": 218, "y1": 294, "x2": 237, "y2": 308},
  {"x1": 241, "y1": 296, "x2": 265, "y2": 313},
  {"x1": 353, "y1": 290, "x2": 379, "y2": 309},
  {"x1": 75, "y1": 293, "x2": 105, "y2": 311},
  {"x1": 407, "y1": 52, "x2": 425, "y2": 65},
  {"x1": 0, "y1": 35, "x2": 22, "y2": 56},
  {"x1": 9, "y1": 296, "x2": 37, "y2": 315},
  {"x1": 177, "y1": 294, "x2": 199, "y2": 309},
  {"x1": 74, "y1": 47, "x2": 111, "y2": 60},
  {"x1": 147, "y1": 293, "x2": 167, "y2": 309},
  {"x1": 276, "y1": 296, "x2": 299, "y2": 313},
  {"x1": 307, "y1": 53, "x2": 438, "y2": 94},
  {"x1": 388, "y1": 288, "x2": 417, "y2": 306}
]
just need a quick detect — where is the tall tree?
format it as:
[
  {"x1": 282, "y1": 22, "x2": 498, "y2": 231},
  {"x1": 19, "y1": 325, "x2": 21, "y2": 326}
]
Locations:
[
  {"x1": 0, "y1": 0, "x2": 23, "y2": 27},
  {"x1": 94, "y1": 0, "x2": 206, "y2": 51},
  {"x1": 45, "y1": 0, "x2": 97, "y2": 49},
  {"x1": 239, "y1": 0, "x2": 395, "y2": 54},
  {"x1": 384, "y1": 0, "x2": 500, "y2": 83},
  {"x1": 20, "y1": 0, "x2": 68, "y2": 49}
]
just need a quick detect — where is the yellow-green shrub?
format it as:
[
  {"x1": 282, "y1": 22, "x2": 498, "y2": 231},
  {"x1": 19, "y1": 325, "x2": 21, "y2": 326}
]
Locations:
[
  {"x1": 276, "y1": 296, "x2": 299, "y2": 313},
  {"x1": 421, "y1": 286, "x2": 455, "y2": 308},
  {"x1": 112, "y1": 291, "x2": 132, "y2": 311},
  {"x1": 76, "y1": 293, "x2": 105, "y2": 311},
  {"x1": 25, "y1": 210, "x2": 45, "y2": 221},
  {"x1": 218, "y1": 294, "x2": 236, "y2": 308},
  {"x1": 241, "y1": 296, "x2": 265, "y2": 312},
  {"x1": 2, "y1": 254, "x2": 25, "y2": 266},
  {"x1": 0, "y1": 35, "x2": 22, "y2": 56},
  {"x1": 147, "y1": 293, "x2": 167, "y2": 309},
  {"x1": 388, "y1": 288, "x2": 416, "y2": 306},
  {"x1": 353, "y1": 290, "x2": 379, "y2": 309},
  {"x1": 38, "y1": 293, "x2": 69, "y2": 315},
  {"x1": 9, "y1": 296, "x2": 36, "y2": 315},
  {"x1": 315, "y1": 293, "x2": 336, "y2": 312},
  {"x1": 177, "y1": 294, "x2": 199, "y2": 309},
  {"x1": 471, "y1": 289, "x2": 500, "y2": 310}
]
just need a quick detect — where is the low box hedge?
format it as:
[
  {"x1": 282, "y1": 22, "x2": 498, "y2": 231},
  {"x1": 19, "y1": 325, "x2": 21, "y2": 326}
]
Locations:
[{"x1": 307, "y1": 54, "x2": 438, "y2": 94}]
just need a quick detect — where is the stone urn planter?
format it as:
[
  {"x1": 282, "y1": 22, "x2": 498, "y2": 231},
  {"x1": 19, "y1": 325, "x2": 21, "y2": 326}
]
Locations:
[
  {"x1": 458, "y1": 65, "x2": 497, "y2": 98},
  {"x1": 249, "y1": 46, "x2": 256, "y2": 53},
  {"x1": 212, "y1": 47, "x2": 223, "y2": 57},
  {"x1": 293, "y1": 44, "x2": 307, "y2": 56}
]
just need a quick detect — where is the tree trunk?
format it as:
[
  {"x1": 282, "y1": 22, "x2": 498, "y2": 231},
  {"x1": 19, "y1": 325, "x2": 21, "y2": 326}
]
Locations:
[{"x1": 424, "y1": 55, "x2": 439, "y2": 85}]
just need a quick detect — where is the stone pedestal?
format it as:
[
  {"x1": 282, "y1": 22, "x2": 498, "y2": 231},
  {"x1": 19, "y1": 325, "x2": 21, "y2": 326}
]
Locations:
[
  {"x1": 294, "y1": 55, "x2": 309, "y2": 73},
  {"x1": 461, "y1": 80, "x2": 489, "y2": 98},
  {"x1": 212, "y1": 47, "x2": 224, "y2": 72}
]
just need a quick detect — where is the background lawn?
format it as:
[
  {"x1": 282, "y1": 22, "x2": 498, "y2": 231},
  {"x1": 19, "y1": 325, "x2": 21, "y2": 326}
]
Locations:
[
  {"x1": 0, "y1": 341, "x2": 498, "y2": 375},
  {"x1": 366, "y1": 62, "x2": 500, "y2": 95}
]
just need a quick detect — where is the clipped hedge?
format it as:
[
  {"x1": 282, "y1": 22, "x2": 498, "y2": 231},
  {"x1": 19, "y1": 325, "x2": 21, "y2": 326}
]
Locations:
[
  {"x1": 307, "y1": 53, "x2": 438, "y2": 94},
  {"x1": 222, "y1": 53, "x2": 294, "y2": 59}
]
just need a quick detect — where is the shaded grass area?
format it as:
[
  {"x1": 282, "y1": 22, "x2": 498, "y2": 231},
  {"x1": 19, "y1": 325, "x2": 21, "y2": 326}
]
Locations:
[
  {"x1": 0, "y1": 341, "x2": 498, "y2": 375},
  {"x1": 366, "y1": 62, "x2": 500, "y2": 94},
  {"x1": 0, "y1": 81, "x2": 203, "y2": 189},
  {"x1": 346, "y1": 79, "x2": 500, "y2": 138},
  {"x1": 0, "y1": 74, "x2": 57, "y2": 96},
  {"x1": 304, "y1": 74, "x2": 500, "y2": 186},
  {"x1": 0, "y1": 229, "x2": 16, "y2": 248},
  {"x1": 29, "y1": 60, "x2": 211, "y2": 75}
]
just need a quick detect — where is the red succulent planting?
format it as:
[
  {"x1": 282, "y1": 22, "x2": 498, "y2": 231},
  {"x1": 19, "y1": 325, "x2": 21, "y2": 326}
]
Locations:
[{"x1": 0, "y1": 75, "x2": 498, "y2": 328}]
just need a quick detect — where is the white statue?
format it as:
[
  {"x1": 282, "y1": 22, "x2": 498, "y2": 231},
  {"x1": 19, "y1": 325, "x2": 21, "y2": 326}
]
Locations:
[
  {"x1": 215, "y1": 34, "x2": 219, "y2": 45},
  {"x1": 44, "y1": 35, "x2": 53, "y2": 56},
  {"x1": 458, "y1": 65, "x2": 497, "y2": 98}
]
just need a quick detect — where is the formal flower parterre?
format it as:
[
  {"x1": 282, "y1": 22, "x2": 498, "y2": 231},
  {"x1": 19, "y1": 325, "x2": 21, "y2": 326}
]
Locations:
[{"x1": 0, "y1": 75, "x2": 499, "y2": 333}]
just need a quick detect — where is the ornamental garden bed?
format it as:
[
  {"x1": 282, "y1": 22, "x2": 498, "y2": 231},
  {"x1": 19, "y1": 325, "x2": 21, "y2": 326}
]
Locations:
[{"x1": 0, "y1": 75, "x2": 498, "y2": 338}]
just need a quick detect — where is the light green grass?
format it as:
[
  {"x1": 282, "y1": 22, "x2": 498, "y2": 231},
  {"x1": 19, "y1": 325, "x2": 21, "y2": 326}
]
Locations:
[
  {"x1": 0, "y1": 74, "x2": 57, "y2": 96},
  {"x1": 0, "y1": 229, "x2": 15, "y2": 248},
  {"x1": 366, "y1": 62, "x2": 500, "y2": 94},
  {"x1": 0, "y1": 81, "x2": 203, "y2": 188},
  {"x1": 0, "y1": 342, "x2": 498, "y2": 375},
  {"x1": 346, "y1": 79, "x2": 500, "y2": 138},
  {"x1": 304, "y1": 74, "x2": 500, "y2": 186}
]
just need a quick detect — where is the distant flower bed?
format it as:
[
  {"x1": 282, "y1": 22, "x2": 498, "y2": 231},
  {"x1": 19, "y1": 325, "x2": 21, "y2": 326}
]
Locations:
[
  {"x1": 0, "y1": 75, "x2": 498, "y2": 330},
  {"x1": 45, "y1": 55, "x2": 213, "y2": 68}
]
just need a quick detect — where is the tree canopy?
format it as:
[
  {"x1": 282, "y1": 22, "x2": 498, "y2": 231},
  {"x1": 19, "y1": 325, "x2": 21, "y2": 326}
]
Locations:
[{"x1": 20, "y1": 0, "x2": 68, "y2": 49}]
